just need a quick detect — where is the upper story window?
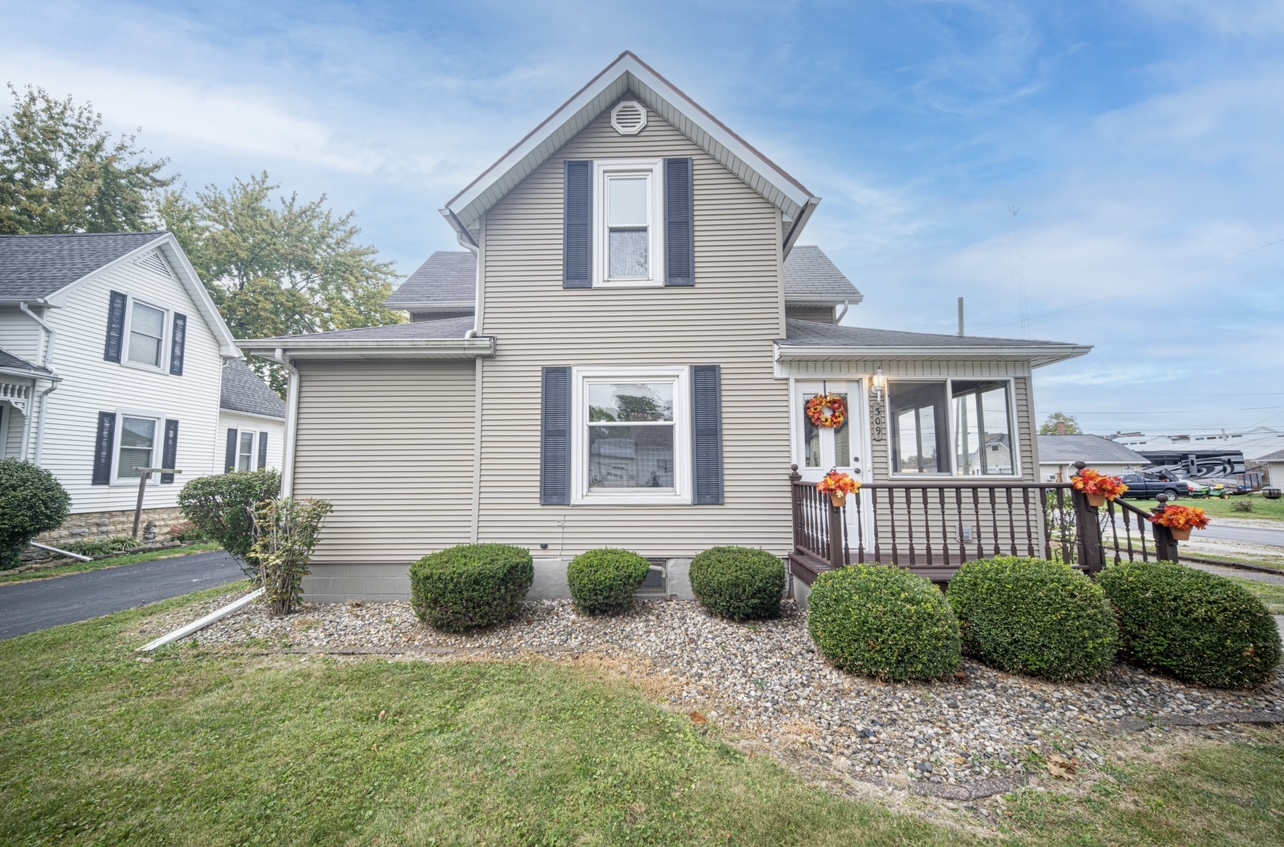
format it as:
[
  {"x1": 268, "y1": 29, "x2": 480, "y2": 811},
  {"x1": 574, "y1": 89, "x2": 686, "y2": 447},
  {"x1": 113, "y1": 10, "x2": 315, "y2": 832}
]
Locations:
[
  {"x1": 127, "y1": 302, "x2": 166, "y2": 368},
  {"x1": 888, "y1": 379, "x2": 1018, "y2": 477},
  {"x1": 595, "y1": 160, "x2": 664, "y2": 287},
  {"x1": 104, "y1": 290, "x2": 187, "y2": 376}
]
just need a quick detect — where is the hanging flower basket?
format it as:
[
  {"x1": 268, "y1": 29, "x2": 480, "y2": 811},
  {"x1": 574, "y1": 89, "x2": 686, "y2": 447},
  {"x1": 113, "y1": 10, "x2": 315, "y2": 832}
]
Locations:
[
  {"x1": 816, "y1": 470, "x2": 860, "y2": 507},
  {"x1": 1072, "y1": 468, "x2": 1128, "y2": 506},
  {"x1": 1149, "y1": 504, "x2": 1210, "y2": 541},
  {"x1": 806, "y1": 393, "x2": 847, "y2": 429}
]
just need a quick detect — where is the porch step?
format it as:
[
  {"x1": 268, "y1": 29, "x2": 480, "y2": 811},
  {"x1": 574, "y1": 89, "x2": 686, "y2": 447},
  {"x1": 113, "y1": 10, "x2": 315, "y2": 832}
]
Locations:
[{"x1": 788, "y1": 552, "x2": 959, "y2": 587}]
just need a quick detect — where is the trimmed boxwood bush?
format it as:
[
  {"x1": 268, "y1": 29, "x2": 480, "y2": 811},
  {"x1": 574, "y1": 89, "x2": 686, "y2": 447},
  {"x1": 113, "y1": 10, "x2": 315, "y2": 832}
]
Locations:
[
  {"x1": 0, "y1": 459, "x2": 71, "y2": 569},
  {"x1": 410, "y1": 544, "x2": 534, "y2": 633},
  {"x1": 1098, "y1": 560, "x2": 1281, "y2": 689},
  {"x1": 807, "y1": 565, "x2": 961, "y2": 682},
  {"x1": 567, "y1": 548, "x2": 651, "y2": 615},
  {"x1": 689, "y1": 546, "x2": 786, "y2": 620},
  {"x1": 947, "y1": 557, "x2": 1118, "y2": 681}
]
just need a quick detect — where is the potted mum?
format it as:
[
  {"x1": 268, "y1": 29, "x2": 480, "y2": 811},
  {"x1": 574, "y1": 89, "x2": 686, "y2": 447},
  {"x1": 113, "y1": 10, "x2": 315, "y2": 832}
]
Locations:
[
  {"x1": 1150, "y1": 504, "x2": 1210, "y2": 541},
  {"x1": 817, "y1": 470, "x2": 861, "y2": 508},
  {"x1": 1072, "y1": 468, "x2": 1128, "y2": 507}
]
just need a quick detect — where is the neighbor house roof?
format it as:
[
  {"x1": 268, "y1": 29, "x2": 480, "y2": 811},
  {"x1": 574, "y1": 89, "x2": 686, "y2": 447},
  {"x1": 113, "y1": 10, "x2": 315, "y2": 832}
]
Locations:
[
  {"x1": 1037, "y1": 435, "x2": 1146, "y2": 465},
  {"x1": 0, "y1": 346, "x2": 54, "y2": 378},
  {"x1": 386, "y1": 246, "x2": 861, "y2": 311},
  {"x1": 220, "y1": 360, "x2": 286, "y2": 419},
  {"x1": 1259, "y1": 448, "x2": 1284, "y2": 463},
  {"x1": 238, "y1": 316, "x2": 492, "y2": 361},
  {"x1": 777, "y1": 319, "x2": 1090, "y2": 368},
  {"x1": 441, "y1": 51, "x2": 820, "y2": 255},
  {"x1": 0, "y1": 232, "x2": 167, "y2": 300}
]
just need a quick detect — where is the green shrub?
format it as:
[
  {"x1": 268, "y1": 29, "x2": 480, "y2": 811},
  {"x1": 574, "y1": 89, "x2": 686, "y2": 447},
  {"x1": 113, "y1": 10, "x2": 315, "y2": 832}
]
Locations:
[
  {"x1": 807, "y1": 565, "x2": 961, "y2": 682},
  {"x1": 64, "y1": 535, "x2": 143, "y2": 558},
  {"x1": 689, "y1": 546, "x2": 786, "y2": 620},
  {"x1": 0, "y1": 459, "x2": 71, "y2": 569},
  {"x1": 178, "y1": 470, "x2": 280, "y2": 580},
  {"x1": 1231, "y1": 500, "x2": 1253, "y2": 513},
  {"x1": 410, "y1": 544, "x2": 534, "y2": 632},
  {"x1": 1099, "y1": 561, "x2": 1282, "y2": 688},
  {"x1": 252, "y1": 498, "x2": 333, "y2": 616},
  {"x1": 947, "y1": 557, "x2": 1117, "y2": 681},
  {"x1": 166, "y1": 520, "x2": 205, "y2": 542},
  {"x1": 567, "y1": 548, "x2": 651, "y2": 615}
]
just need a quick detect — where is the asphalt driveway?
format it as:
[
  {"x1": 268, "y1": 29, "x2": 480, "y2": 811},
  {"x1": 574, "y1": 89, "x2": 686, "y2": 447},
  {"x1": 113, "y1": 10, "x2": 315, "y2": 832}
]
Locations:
[{"x1": 0, "y1": 550, "x2": 244, "y2": 641}]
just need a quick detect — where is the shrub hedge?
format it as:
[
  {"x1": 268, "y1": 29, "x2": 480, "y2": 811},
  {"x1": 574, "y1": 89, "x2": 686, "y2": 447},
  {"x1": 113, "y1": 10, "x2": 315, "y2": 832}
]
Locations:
[
  {"x1": 567, "y1": 548, "x2": 651, "y2": 615},
  {"x1": 0, "y1": 459, "x2": 71, "y2": 569},
  {"x1": 409, "y1": 544, "x2": 534, "y2": 632},
  {"x1": 1098, "y1": 560, "x2": 1281, "y2": 688},
  {"x1": 178, "y1": 470, "x2": 280, "y2": 580},
  {"x1": 689, "y1": 546, "x2": 786, "y2": 620},
  {"x1": 807, "y1": 565, "x2": 961, "y2": 682},
  {"x1": 947, "y1": 557, "x2": 1118, "y2": 681}
]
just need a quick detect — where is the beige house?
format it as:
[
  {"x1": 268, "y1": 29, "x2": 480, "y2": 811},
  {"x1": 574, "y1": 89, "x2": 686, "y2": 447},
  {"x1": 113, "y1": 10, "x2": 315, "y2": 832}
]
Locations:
[{"x1": 242, "y1": 53, "x2": 1089, "y2": 602}]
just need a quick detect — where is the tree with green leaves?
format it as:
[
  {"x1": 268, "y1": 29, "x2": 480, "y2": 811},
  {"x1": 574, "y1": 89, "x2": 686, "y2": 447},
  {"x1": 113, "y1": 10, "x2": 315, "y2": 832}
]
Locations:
[
  {"x1": 160, "y1": 172, "x2": 403, "y2": 394},
  {"x1": 1039, "y1": 412, "x2": 1082, "y2": 436},
  {"x1": 0, "y1": 85, "x2": 175, "y2": 234}
]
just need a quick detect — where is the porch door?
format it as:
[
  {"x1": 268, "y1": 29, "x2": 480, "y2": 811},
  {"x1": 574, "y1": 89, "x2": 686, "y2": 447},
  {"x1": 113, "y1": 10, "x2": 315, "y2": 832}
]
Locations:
[{"x1": 794, "y1": 381, "x2": 871, "y2": 551}]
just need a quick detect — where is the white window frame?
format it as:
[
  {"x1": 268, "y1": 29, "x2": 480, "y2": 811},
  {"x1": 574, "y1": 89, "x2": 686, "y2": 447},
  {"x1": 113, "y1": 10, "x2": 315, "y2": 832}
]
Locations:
[
  {"x1": 121, "y1": 296, "x2": 170, "y2": 372},
  {"x1": 229, "y1": 427, "x2": 264, "y2": 472},
  {"x1": 885, "y1": 377, "x2": 1021, "y2": 479},
  {"x1": 111, "y1": 411, "x2": 161, "y2": 485},
  {"x1": 571, "y1": 366, "x2": 691, "y2": 506},
  {"x1": 592, "y1": 159, "x2": 665, "y2": 288}
]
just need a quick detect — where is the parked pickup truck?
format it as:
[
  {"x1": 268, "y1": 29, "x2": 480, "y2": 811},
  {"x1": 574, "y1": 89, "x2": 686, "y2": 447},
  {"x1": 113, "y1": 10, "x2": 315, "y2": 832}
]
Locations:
[{"x1": 1118, "y1": 474, "x2": 1187, "y2": 501}]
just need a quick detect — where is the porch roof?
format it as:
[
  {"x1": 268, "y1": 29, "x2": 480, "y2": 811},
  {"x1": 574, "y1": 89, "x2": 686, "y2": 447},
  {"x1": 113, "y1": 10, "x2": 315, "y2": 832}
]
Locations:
[
  {"x1": 0, "y1": 346, "x2": 53, "y2": 379},
  {"x1": 238, "y1": 316, "x2": 493, "y2": 361},
  {"x1": 776, "y1": 319, "x2": 1090, "y2": 368},
  {"x1": 221, "y1": 360, "x2": 286, "y2": 418}
]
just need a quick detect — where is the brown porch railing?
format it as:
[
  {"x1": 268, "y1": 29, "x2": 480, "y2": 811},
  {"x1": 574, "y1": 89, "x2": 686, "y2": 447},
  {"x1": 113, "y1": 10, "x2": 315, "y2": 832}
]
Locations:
[{"x1": 789, "y1": 461, "x2": 1182, "y2": 586}]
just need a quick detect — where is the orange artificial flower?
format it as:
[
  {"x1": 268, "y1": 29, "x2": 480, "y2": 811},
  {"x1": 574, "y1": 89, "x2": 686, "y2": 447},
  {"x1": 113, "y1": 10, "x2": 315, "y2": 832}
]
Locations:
[
  {"x1": 1072, "y1": 468, "x2": 1129, "y2": 501},
  {"x1": 1150, "y1": 504, "x2": 1211, "y2": 532},
  {"x1": 817, "y1": 470, "x2": 861, "y2": 496}
]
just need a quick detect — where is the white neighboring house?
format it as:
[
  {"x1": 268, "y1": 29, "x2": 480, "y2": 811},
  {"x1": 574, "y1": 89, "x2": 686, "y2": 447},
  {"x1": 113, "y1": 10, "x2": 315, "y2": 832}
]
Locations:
[
  {"x1": 219, "y1": 359, "x2": 286, "y2": 473},
  {"x1": 1038, "y1": 434, "x2": 1147, "y2": 482},
  {"x1": 0, "y1": 232, "x2": 281, "y2": 542},
  {"x1": 1260, "y1": 448, "x2": 1284, "y2": 488}
]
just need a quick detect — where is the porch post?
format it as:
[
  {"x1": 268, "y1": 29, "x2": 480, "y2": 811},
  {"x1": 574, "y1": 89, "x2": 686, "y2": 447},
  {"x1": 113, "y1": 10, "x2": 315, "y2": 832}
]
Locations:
[
  {"x1": 828, "y1": 499, "x2": 844, "y2": 570},
  {"x1": 1072, "y1": 461, "x2": 1106, "y2": 574},
  {"x1": 1151, "y1": 493, "x2": 1179, "y2": 563},
  {"x1": 789, "y1": 465, "x2": 803, "y2": 552}
]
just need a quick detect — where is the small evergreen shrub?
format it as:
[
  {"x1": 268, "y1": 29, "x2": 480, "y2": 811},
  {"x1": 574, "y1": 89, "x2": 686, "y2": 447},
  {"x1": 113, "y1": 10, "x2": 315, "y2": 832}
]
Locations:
[
  {"x1": 252, "y1": 498, "x2": 333, "y2": 616},
  {"x1": 178, "y1": 470, "x2": 280, "y2": 580},
  {"x1": 1099, "y1": 561, "x2": 1282, "y2": 688},
  {"x1": 410, "y1": 544, "x2": 534, "y2": 632},
  {"x1": 948, "y1": 557, "x2": 1118, "y2": 681},
  {"x1": 64, "y1": 535, "x2": 143, "y2": 558},
  {"x1": 689, "y1": 546, "x2": 786, "y2": 620},
  {"x1": 807, "y1": 565, "x2": 961, "y2": 682},
  {"x1": 567, "y1": 548, "x2": 651, "y2": 615},
  {"x1": 0, "y1": 459, "x2": 71, "y2": 569},
  {"x1": 1231, "y1": 500, "x2": 1253, "y2": 513}
]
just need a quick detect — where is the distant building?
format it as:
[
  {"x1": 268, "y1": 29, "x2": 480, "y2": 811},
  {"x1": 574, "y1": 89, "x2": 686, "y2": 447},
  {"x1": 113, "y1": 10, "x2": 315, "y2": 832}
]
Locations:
[{"x1": 1038, "y1": 435, "x2": 1146, "y2": 482}]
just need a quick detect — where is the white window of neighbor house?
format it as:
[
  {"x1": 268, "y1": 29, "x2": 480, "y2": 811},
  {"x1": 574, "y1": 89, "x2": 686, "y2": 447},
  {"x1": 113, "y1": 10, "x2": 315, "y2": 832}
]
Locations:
[
  {"x1": 116, "y1": 415, "x2": 157, "y2": 480},
  {"x1": 237, "y1": 430, "x2": 255, "y2": 472},
  {"x1": 126, "y1": 301, "x2": 166, "y2": 368},
  {"x1": 594, "y1": 160, "x2": 664, "y2": 286}
]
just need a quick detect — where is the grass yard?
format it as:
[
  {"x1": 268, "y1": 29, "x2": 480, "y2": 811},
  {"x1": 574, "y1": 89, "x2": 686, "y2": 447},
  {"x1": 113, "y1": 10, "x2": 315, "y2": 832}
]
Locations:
[
  {"x1": 1, "y1": 587, "x2": 1283, "y2": 846},
  {"x1": 0, "y1": 542, "x2": 222, "y2": 584},
  {"x1": 1132, "y1": 494, "x2": 1284, "y2": 524},
  {"x1": 1229, "y1": 577, "x2": 1284, "y2": 615}
]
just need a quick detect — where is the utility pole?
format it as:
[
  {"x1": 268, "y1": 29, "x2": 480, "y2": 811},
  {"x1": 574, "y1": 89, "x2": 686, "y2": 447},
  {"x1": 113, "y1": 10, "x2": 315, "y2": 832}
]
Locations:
[{"x1": 957, "y1": 297, "x2": 965, "y2": 336}]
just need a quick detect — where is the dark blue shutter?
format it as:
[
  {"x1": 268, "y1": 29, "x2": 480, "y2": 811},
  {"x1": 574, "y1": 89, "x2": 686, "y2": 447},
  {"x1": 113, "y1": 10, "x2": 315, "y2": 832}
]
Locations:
[
  {"x1": 160, "y1": 420, "x2": 179, "y2": 484},
  {"x1": 563, "y1": 161, "x2": 592, "y2": 289},
  {"x1": 169, "y1": 313, "x2": 187, "y2": 376},
  {"x1": 665, "y1": 158, "x2": 694, "y2": 287},
  {"x1": 92, "y1": 412, "x2": 116, "y2": 485},
  {"x1": 691, "y1": 365, "x2": 723, "y2": 505},
  {"x1": 104, "y1": 291, "x2": 127, "y2": 362},
  {"x1": 224, "y1": 429, "x2": 238, "y2": 473},
  {"x1": 258, "y1": 432, "x2": 269, "y2": 470},
  {"x1": 540, "y1": 367, "x2": 571, "y2": 505}
]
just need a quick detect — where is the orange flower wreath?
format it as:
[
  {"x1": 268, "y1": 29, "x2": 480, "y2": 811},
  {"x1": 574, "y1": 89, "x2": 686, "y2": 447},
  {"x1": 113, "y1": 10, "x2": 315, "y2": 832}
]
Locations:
[{"x1": 806, "y1": 393, "x2": 847, "y2": 429}]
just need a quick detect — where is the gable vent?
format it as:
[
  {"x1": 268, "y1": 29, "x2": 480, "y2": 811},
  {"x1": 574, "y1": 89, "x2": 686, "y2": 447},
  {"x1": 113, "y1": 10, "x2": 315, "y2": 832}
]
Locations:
[
  {"x1": 611, "y1": 100, "x2": 647, "y2": 136},
  {"x1": 134, "y1": 251, "x2": 173, "y2": 278}
]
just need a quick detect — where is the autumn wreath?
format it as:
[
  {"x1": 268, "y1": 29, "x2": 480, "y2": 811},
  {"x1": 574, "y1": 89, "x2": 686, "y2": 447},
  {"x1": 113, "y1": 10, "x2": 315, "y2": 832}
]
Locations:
[{"x1": 806, "y1": 393, "x2": 847, "y2": 429}]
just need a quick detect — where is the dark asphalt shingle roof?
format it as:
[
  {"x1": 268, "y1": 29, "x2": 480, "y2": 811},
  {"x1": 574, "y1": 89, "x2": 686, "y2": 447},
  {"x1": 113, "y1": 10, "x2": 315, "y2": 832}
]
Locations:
[
  {"x1": 246, "y1": 315, "x2": 475, "y2": 344},
  {"x1": 0, "y1": 232, "x2": 168, "y2": 299},
  {"x1": 221, "y1": 360, "x2": 287, "y2": 418},
  {"x1": 781, "y1": 319, "x2": 1074, "y2": 348},
  {"x1": 0, "y1": 347, "x2": 53, "y2": 376},
  {"x1": 783, "y1": 245, "x2": 862, "y2": 303},
  {"x1": 1259, "y1": 448, "x2": 1284, "y2": 463},
  {"x1": 1037, "y1": 435, "x2": 1146, "y2": 465}
]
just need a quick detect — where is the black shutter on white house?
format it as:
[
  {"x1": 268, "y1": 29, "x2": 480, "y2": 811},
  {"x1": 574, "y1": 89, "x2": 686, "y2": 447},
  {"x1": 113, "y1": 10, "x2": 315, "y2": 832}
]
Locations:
[
  {"x1": 103, "y1": 291, "x2": 127, "y2": 362},
  {"x1": 664, "y1": 158, "x2": 695, "y2": 287},
  {"x1": 540, "y1": 367, "x2": 571, "y2": 505},
  {"x1": 160, "y1": 420, "x2": 179, "y2": 484},
  {"x1": 258, "y1": 432, "x2": 269, "y2": 470},
  {"x1": 563, "y1": 161, "x2": 592, "y2": 289},
  {"x1": 224, "y1": 429, "x2": 238, "y2": 473},
  {"x1": 169, "y1": 313, "x2": 187, "y2": 376},
  {"x1": 92, "y1": 412, "x2": 116, "y2": 485},
  {"x1": 691, "y1": 365, "x2": 724, "y2": 505}
]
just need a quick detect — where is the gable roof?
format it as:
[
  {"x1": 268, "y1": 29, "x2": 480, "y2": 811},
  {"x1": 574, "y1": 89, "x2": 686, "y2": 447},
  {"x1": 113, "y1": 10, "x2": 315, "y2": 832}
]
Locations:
[
  {"x1": 441, "y1": 52, "x2": 820, "y2": 255},
  {"x1": 0, "y1": 232, "x2": 167, "y2": 300},
  {"x1": 1037, "y1": 435, "x2": 1146, "y2": 465},
  {"x1": 386, "y1": 245, "x2": 861, "y2": 311},
  {"x1": 220, "y1": 359, "x2": 287, "y2": 419}
]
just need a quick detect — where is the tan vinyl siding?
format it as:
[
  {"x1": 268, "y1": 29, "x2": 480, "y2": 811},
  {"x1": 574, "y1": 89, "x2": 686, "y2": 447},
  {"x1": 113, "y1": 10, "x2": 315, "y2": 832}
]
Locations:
[
  {"x1": 476, "y1": 103, "x2": 793, "y2": 557},
  {"x1": 291, "y1": 360, "x2": 476, "y2": 566},
  {"x1": 785, "y1": 306, "x2": 836, "y2": 324}
]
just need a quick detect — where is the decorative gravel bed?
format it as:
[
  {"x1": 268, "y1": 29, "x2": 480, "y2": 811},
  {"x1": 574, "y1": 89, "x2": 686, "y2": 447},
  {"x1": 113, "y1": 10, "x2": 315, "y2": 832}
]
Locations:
[{"x1": 180, "y1": 596, "x2": 1284, "y2": 792}]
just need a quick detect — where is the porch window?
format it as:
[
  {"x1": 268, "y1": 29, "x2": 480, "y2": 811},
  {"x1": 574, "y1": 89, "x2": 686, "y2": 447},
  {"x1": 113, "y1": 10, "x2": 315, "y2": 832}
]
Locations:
[
  {"x1": 889, "y1": 379, "x2": 1018, "y2": 476},
  {"x1": 117, "y1": 416, "x2": 157, "y2": 480},
  {"x1": 952, "y1": 380, "x2": 1014, "y2": 476}
]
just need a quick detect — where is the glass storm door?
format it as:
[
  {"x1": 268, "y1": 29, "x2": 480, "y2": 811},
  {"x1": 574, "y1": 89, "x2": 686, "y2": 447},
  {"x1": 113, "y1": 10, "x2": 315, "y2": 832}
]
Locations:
[{"x1": 794, "y1": 381, "x2": 871, "y2": 548}]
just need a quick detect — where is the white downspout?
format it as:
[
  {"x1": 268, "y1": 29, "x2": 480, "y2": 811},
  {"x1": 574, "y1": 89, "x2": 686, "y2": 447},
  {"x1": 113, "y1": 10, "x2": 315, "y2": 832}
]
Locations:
[
  {"x1": 273, "y1": 348, "x2": 301, "y2": 497},
  {"x1": 20, "y1": 302, "x2": 60, "y2": 465},
  {"x1": 836, "y1": 300, "x2": 851, "y2": 324}
]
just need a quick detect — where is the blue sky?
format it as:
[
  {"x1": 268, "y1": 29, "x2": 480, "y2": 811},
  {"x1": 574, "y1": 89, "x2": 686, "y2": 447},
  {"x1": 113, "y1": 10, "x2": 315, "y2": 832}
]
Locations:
[{"x1": 3, "y1": 0, "x2": 1281, "y2": 436}]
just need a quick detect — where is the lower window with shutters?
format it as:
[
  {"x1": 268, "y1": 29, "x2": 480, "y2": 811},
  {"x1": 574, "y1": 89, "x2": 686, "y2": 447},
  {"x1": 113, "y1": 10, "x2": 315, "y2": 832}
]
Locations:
[{"x1": 224, "y1": 428, "x2": 271, "y2": 473}]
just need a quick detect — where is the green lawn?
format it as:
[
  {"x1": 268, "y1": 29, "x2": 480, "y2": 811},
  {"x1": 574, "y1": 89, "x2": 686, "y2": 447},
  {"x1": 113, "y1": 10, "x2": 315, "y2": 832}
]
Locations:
[
  {"x1": 1, "y1": 588, "x2": 1282, "y2": 846},
  {"x1": 1132, "y1": 493, "x2": 1284, "y2": 524},
  {"x1": 1229, "y1": 577, "x2": 1284, "y2": 615},
  {"x1": 0, "y1": 542, "x2": 222, "y2": 584}
]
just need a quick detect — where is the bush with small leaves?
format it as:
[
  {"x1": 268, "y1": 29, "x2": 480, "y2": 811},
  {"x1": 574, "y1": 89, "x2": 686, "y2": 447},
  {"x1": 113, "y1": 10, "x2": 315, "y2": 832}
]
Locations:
[
  {"x1": 1099, "y1": 560, "x2": 1281, "y2": 688},
  {"x1": 178, "y1": 470, "x2": 280, "y2": 580},
  {"x1": 0, "y1": 459, "x2": 71, "y2": 569},
  {"x1": 948, "y1": 557, "x2": 1117, "y2": 681},
  {"x1": 63, "y1": 535, "x2": 143, "y2": 558},
  {"x1": 251, "y1": 498, "x2": 333, "y2": 617},
  {"x1": 567, "y1": 548, "x2": 651, "y2": 615},
  {"x1": 807, "y1": 565, "x2": 961, "y2": 682},
  {"x1": 410, "y1": 544, "x2": 534, "y2": 632},
  {"x1": 689, "y1": 546, "x2": 786, "y2": 620}
]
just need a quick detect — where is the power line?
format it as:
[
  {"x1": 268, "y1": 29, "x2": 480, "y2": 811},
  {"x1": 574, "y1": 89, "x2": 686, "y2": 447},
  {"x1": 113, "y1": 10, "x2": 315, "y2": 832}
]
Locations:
[{"x1": 979, "y1": 235, "x2": 1284, "y2": 331}]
